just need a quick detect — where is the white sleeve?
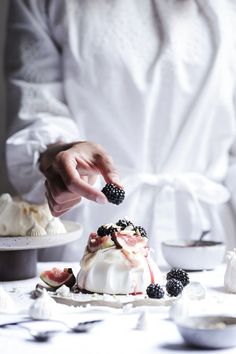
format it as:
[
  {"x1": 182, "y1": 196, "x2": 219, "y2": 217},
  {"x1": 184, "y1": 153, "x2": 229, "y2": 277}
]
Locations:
[{"x1": 5, "y1": 0, "x2": 79, "y2": 203}]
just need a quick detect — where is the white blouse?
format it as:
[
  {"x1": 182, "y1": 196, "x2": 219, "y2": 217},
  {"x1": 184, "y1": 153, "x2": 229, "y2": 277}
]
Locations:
[{"x1": 5, "y1": 0, "x2": 236, "y2": 261}]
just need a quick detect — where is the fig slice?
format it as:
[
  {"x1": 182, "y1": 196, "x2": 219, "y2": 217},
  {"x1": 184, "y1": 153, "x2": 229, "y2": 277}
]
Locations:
[
  {"x1": 87, "y1": 233, "x2": 114, "y2": 253},
  {"x1": 111, "y1": 232, "x2": 146, "y2": 250},
  {"x1": 40, "y1": 267, "x2": 76, "y2": 289}
]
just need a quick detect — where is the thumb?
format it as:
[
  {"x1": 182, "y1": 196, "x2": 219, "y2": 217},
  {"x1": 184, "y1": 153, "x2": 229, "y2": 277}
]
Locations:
[{"x1": 95, "y1": 154, "x2": 124, "y2": 188}]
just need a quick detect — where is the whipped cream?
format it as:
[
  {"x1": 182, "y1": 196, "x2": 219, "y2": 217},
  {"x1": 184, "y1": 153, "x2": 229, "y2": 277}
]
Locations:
[
  {"x1": 29, "y1": 289, "x2": 57, "y2": 320},
  {"x1": 0, "y1": 286, "x2": 17, "y2": 313},
  {"x1": 0, "y1": 193, "x2": 66, "y2": 236},
  {"x1": 224, "y1": 249, "x2": 236, "y2": 293},
  {"x1": 77, "y1": 221, "x2": 162, "y2": 295}
]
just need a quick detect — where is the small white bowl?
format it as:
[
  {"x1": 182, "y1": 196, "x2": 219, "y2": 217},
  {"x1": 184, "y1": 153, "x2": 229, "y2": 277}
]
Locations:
[
  {"x1": 161, "y1": 239, "x2": 226, "y2": 271},
  {"x1": 176, "y1": 315, "x2": 236, "y2": 349}
]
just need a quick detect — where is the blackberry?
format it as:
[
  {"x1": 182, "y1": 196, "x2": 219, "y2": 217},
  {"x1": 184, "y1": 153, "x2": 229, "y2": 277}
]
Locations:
[
  {"x1": 166, "y1": 268, "x2": 190, "y2": 287},
  {"x1": 134, "y1": 226, "x2": 147, "y2": 238},
  {"x1": 146, "y1": 284, "x2": 164, "y2": 299},
  {"x1": 101, "y1": 183, "x2": 125, "y2": 205},
  {"x1": 116, "y1": 219, "x2": 134, "y2": 230},
  {"x1": 97, "y1": 225, "x2": 108, "y2": 236},
  {"x1": 166, "y1": 279, "x2": 183, "y2": 297},
  {"x1": 107, "y1": 226, "x2": 118, "y2": 235},
  {"x1": 97, "y1": 225, "x2": 117, "y2": 237}
]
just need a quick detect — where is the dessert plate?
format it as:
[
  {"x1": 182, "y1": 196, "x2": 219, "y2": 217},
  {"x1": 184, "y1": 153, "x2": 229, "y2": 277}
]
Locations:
[
  {"x1": 51, "y1": 292, "x2": 179, "y2": 309},
  {"x1": 0, "y1": 221, "x2": 83, "y2": 251}
]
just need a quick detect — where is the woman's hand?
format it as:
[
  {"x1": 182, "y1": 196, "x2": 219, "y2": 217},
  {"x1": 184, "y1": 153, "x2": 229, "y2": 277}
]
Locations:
[{"x1": 38, "y1": 141, "x2": 121, "y2": 216}]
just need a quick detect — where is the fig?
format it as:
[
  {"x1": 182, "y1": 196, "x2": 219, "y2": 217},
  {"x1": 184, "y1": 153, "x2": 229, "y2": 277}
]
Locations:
[
  {"x1": 112, "y1": 233, "x2": 146, "y2": 250},
  {"x1": 40, "y1": 267, "x2": 76, "y2": 289},
  {"x1": 87, "y1": 233, "x2": 114, "y2": 253}
]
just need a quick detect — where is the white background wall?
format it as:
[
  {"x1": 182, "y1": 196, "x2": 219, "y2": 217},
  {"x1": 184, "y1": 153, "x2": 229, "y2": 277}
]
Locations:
[{"x1": 0, "y1": 0, "x2": 12, "y2": 194}]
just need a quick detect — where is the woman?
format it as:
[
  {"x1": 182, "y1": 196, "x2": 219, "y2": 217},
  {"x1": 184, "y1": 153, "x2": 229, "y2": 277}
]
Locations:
[{"x1": 5, "y1": 0, "x2": 236, "y2": 261}]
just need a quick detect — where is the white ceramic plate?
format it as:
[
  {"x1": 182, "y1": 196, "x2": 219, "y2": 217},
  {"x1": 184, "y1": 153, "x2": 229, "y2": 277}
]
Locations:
[
  {"x1": 0, "y1": 221, "x2": 83, "y2": 251},
  {"x1": 52, "y1": 292, "x2": 179, "y2": 308}
]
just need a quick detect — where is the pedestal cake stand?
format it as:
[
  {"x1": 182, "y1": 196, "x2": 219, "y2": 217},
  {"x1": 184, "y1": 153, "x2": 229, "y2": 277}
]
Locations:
[{"x1": 0, "y1": 221, "x2": 83, "y2": 281}]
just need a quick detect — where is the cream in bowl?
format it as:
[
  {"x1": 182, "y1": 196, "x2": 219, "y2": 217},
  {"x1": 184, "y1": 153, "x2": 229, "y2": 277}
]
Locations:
[
  {"x1": 161, "y1": 239, "x2": 226, "y2": 271},
  {"x1": 176, "y1": 315, "x2": 236, "y2": 349}
]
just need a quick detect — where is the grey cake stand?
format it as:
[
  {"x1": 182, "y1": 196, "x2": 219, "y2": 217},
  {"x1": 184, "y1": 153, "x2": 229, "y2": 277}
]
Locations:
[{"x1": 0, "y1": 221, "x2": 83, "y2": 281}]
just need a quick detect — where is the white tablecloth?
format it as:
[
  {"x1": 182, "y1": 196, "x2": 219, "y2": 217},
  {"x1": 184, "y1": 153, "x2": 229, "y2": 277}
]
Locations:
[{"x1": 0, "y1": 262, "x2": 236, "y2": 354}]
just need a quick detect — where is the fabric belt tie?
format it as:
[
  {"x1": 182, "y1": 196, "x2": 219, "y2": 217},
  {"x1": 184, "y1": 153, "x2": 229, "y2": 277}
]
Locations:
[{"x1": 124, "y1": 172, "x2": 230, "y2": 239}]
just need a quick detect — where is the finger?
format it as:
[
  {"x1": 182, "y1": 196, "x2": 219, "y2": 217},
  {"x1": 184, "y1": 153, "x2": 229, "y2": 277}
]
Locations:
[
  {"x1": 93, "y1": 152, "x2": 123, "y2": 188},
  {"x1": 87, "y1": 174, "x2": 98, "y2": 185},
  {"x1": 53, "y1": 152, "x2": 107, "y2": 204},
  {"x1": 81, "y1": 175, "x2": 88, "y2": 183}
]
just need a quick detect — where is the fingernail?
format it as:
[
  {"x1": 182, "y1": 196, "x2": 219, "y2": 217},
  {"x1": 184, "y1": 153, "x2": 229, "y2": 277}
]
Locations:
[
  {"x1": 109, "y1": 173, "x2": 120, "y2": 183},
  {"x1": 96, "y1": 196, "x2": 107, "y2": 204}
]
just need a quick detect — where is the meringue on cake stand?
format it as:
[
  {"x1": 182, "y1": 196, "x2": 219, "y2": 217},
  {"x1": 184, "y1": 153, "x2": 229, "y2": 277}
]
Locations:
[
  {"x1": 0, "y1": 194, "x2": 82, "y2": 281},
  {"x1": 0, "y1": 221, "x2": 82, "y2": 281}
]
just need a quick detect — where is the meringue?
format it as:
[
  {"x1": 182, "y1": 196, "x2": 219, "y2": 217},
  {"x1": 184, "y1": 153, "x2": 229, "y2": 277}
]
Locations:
[
  {"x1": 0, "y1": 286, "x2": 17, "y2": 313},
  {"x1": 169, "y1": 295, "x2": 190, "y2": 321},
  {"x1": 224, "y1": 249, "x2": 236, "y2": 293},
  {"x1": 0, "y1": 193, "x2": 66, "y2": 236},
  {"x1": 29, "y1": 289, "x2": 57, "y2": 320},
  {"x1": 45, "y1": 217, "x2": 67, "y2": 235},
  {"x1": 26, "y1": 221, "x2": 47, "y2": 236},
  {"x1": 136, "y1": 310, "x2": 149, "y2": 330}
]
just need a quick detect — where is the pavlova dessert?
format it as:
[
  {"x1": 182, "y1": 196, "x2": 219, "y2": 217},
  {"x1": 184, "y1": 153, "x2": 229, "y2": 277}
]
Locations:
[
  {"x1": 39, "y1": 219, "x2": 190, "y2": 301},
  {"x1": 36, "y1": 199, "x2": 190, "y2": 304},
  {"x1": 76, "y1": 219, "x2": 162, "y2": 295},
  {"x1": 0, "y1": 193, "x2": 66, "y2": 236}
]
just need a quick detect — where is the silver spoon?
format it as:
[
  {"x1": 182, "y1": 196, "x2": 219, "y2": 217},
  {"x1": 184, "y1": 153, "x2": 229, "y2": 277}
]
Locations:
[
  {"x1": 26, "y1": 328, "x2": 60, "y2": 342},
  {"x1": 1, "y1": 323, "x2": 60, "y2": 342},
  {"x1": 1, "y1": 319, "x2": 103, "y2": 342},
  {"x1": 193, "y1": 230, "x2": 211, "y2": 246},
  {"x1": 27, "y1": 320, "x2": 103, "y2": 341},
  {"x1": 67, "y1": 319, "x2": 103, "y2": 333}
]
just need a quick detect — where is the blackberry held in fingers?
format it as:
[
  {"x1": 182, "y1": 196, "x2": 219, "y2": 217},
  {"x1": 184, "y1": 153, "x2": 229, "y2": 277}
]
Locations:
[
  {"x1": 101, "y1": 183, "x2": 125, "y2": 205},
  {"x1": 166, "y1": 279, "x2": 183, "y2": 297},
  {"x1": 166, "y1": 268, "x2": 190, "y2": 287},
  {"x1": 146, "y1": 284, "x2": 164, "y2": 299}
]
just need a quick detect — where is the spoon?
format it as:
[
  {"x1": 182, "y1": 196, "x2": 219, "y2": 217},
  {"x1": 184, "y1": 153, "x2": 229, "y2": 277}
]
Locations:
[
  {"x1": 26, "y1": 328, "x2": 60, "y2": 342},
  {"x1": 1, "y1": 319, "x2": 103, "y2": 342},
  {"x1": 27, "y1": 320, "x2": 103, "y2": 341},
  {"x1": 1, "y1": 323, "x2": 60, "y2": 342},
  {"x1": 67, "y1": 319, "x2": 103, "y2": 333},
  {"x1": 193, "y1": 230, "x2": 211, "y2": 246}
]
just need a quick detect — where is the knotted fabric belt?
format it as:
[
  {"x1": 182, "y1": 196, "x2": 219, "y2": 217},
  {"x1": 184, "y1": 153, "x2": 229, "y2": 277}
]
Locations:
[{"x1": 123, "y1": 171, "x2": 230, "y2": 239}]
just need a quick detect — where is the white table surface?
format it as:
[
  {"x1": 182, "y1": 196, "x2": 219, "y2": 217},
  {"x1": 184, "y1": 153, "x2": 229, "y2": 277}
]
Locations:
[{"x1": 0, "y1": 262, "x2": 236, "y2": 354}]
